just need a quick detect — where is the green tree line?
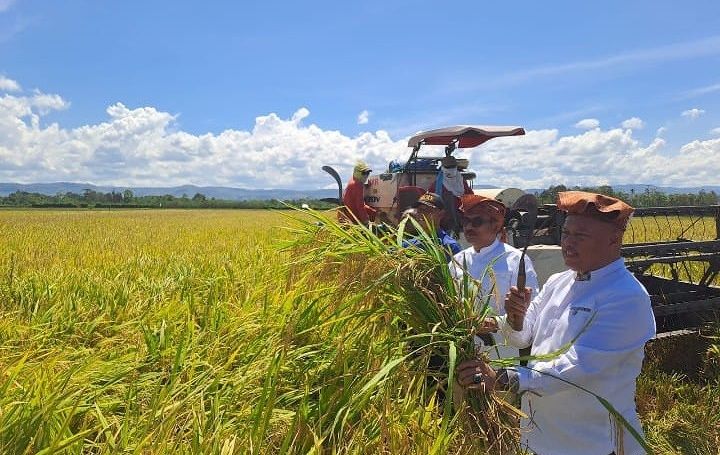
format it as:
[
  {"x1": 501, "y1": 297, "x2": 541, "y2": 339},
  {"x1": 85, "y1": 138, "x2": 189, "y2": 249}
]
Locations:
[
  {"x1": 0, "y1": 189, "x2": 337, "y2": 209},
  {"x1": 534, "y1": 185, "x2": 719, "y2": 207},
  {"x1": 1, "y1": 185, "x2": 717, "y2": 210}
]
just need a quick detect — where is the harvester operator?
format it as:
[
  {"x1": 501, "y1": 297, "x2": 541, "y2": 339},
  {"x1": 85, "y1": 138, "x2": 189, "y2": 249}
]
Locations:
[
  {"x1": 457, "y1": 191, "x2": 656, "y2": 455},
  {"x1": 340, "y1": 160, "x2": 376, "y2": 225},
  {"x1": 448, "y1": 194, "x2": 539, "y2": 360},
  {"x1": 402, "y1": 192, "x2": 461, "y2": 257},
  {"x1": 427, "y1": 156, "x2": 473, "y2": 234}
]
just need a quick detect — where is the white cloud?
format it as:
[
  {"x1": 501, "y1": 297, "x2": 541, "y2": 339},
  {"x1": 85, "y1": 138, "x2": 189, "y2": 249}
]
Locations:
[
  {"x1": 621, "y1": 117, "x2": 644, "y2": 130},
  {"x1": 2, "y1": 80, "x2": 720, "y2": 189},
  {"x1": 0, "y1": 89, "x2": 406, "y2": 188},
  {"x1": 680, "y1": 82, "x2": 720, "y2": 99},
  {"x1": 467, "y1": 127, "x2": 719, "y2": 189},
  {"x1": 0, "y1": 76, "x2": 21, "y2": 92},
  {"x1": 291, "y1": 107, "x2": 309, "y2": 123},
  {"x1": 443, "y1": 35, "x2": 720, "y2": 95},
  {"x1": 0, "y1": 0, "x2": 17, "y2": 13},
  {"x1": 574, "y1": 118, "x2": 600, "y2": 130},
  {"x1": 656, "y1": 126, "x2": 667, "y2": 136},
  {"x1": 681, "y1": 108, "x2": 705, "y2": 119},
  {"x1": 31, "y1": 92, "x2": 69, "y2": 114},
  {"x1": 357, "y1": 109, "x2": 369, "y2": 125},
  {"x1": 710, "y1": 127, "x2": 720, "y2": 136}
]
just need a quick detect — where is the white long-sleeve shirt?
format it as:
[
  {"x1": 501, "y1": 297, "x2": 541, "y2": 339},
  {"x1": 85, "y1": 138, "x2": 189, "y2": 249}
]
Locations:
[
  {"x1": 449, "y1": 238, "x2": 539, "y2": 360},
  {"x1": 499, "y1": 258, "x2": 656, "y2": 455}
]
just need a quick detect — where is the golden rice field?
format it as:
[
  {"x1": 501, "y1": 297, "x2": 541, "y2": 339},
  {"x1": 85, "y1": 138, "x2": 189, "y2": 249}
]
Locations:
[
  {"x1": 624, "y1": 214, "x2": 720, "y2": 287},
  {"x1": 0, "y1": 209, "x2": 717, "y2": 454}
]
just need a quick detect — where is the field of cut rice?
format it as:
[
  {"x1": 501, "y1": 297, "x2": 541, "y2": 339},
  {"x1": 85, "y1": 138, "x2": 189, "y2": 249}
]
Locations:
[{"x1": 0, "y1": 209, "x2": 717, "y2": 454}]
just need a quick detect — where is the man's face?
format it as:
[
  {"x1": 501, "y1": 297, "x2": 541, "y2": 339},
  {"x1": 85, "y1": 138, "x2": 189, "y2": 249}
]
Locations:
[
  {"x1": 442, "y1": 166, "x2": 459, "y2": 181},
  {"x1": 561, "y1": 215, "x2": 622, "y2": 273},
  {"x1": 461, "y1": 208, "x2": 500, "y2": 249},
  {"x1": 354, "y1": 169, "x2": 371, "y2": 183},
  {"x1": 408, "y1": 204, "x2": 442, "y2": 232}
]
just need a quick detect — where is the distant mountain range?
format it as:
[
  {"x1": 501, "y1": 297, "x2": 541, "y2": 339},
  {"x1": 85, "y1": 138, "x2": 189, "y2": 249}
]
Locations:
[{"x1": 1, "y1": 182, "x2": 718, "y2": 201}]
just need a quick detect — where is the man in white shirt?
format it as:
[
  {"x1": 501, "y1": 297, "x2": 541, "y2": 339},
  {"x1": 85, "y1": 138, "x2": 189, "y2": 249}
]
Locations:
[
  {"x1": 449, "y1": 194, "x2": 539, "y2": 360},
  {"x1": 457, "y1": 191, "x2": 656, "y2": 455}
]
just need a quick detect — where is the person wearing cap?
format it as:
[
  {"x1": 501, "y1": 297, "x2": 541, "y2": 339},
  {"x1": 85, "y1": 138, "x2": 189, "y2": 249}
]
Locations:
[
  {"x1": 427, "y1": 156, "x2": 474, "y2": 234},
  {"x1": 402, "y1": 192, "x2": 461, "y2": 257},
  {"x1": 340, "y1": 160, "x2": 376, "y2": 225},
  {"x1": 448, "y1": 194, "x2": 539, "y2": 360},
  {"x1": 400, "y1": 192, "x2": 461, "y2": 402},
  {"x1": 456, "y1": 191, "x2": 655, "y2": 455}
]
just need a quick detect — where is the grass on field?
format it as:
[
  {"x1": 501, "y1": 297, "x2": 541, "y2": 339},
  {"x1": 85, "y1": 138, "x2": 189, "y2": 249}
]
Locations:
[{"x1": 0, "y1": 209, "x2": 717, "y2": 454}]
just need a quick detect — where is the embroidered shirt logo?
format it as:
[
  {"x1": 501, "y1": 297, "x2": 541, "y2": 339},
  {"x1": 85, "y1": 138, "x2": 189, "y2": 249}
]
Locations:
[{"x1": 570, "y1": 306, "x2": 592, "y2": 317}]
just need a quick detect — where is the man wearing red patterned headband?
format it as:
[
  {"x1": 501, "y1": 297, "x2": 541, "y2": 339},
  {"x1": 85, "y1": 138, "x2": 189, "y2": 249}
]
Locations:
[
  {"x1": 449, "y1": 194, "x2": 539, "y2": 360},
  {"x1": 457, "y1": 191, "x2": 655, "y2": 455}
]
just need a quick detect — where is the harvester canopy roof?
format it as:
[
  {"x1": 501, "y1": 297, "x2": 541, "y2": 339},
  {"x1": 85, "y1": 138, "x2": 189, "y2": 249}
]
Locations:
[{"x1": 407, "y1": 125, "x2": 525, "y2": 149}]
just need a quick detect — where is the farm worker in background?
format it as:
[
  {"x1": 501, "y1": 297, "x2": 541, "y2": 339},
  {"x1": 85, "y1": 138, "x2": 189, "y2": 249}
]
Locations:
[
  {"x1": 340, "y1": 160, "x2": 376, "y2": 225},
  {"x1": 402, "y1": 192, "x2": 461, "y2": 257},
  {"x1": 457, "y1": 191, "x2": 656, "y2": 455},
  {"x1": 427, "y1": 156, "x2": 473, "y2": 235},
  {"x1": 448, "y1": 194, "x2": 539, "y2": 360}
]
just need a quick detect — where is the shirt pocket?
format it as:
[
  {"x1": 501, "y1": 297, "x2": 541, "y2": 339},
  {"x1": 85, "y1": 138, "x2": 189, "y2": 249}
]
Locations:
[{"x1": 561, "y1": 298, "x2": 597, "y2": 344}]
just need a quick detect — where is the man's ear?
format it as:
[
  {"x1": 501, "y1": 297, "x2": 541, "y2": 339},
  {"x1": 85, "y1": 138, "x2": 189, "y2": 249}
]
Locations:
[
  {"x1": 609, "y1": 226, "x2": 623, "y2": 247},
  {"x1": 494, "y1": 220, "x2": 504, "y2": 235}
]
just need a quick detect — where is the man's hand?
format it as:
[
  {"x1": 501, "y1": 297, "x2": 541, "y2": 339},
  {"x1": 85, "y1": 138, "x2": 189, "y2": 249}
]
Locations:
[
  {"x1": 457, "y1": 358, "x2": 497, "y2": 392},
  {"x1": 505, "y1": 286, "x2": 531, "y2": 332},
  {"x1": 475, "y1": 317, "x2": 498, "y2": 335}
]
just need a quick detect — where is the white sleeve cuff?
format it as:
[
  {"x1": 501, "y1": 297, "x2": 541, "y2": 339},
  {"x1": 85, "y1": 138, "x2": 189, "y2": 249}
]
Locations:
[
  {"x1": 515, "y1": 366, "x2": 542, "y2": 393},
  {"x1": 497, "y1": 315, "x2": 532, "y2": 348}
]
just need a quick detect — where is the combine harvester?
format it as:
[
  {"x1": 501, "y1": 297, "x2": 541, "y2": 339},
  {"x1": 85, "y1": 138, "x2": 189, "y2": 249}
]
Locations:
[{"x1": 323, "y1": 125, "x2": 720, "y2": 338}]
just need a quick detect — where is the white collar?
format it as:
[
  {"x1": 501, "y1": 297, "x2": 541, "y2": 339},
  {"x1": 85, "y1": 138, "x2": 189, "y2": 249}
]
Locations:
[
  {"x1": 576, "y1": 257, "x2": 625, "y2": 282},
  {"x1": 471, "y1": 238, "x2": 501, "y2": 257}
]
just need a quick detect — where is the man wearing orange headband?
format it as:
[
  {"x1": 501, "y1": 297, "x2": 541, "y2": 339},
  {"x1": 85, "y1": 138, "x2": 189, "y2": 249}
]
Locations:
[
  {"x1": 449, "y1": 194, "x2": 539, "y2": 360},
  {"x1": 457, "y1": 191, "x2": 655, "y2": 455}
]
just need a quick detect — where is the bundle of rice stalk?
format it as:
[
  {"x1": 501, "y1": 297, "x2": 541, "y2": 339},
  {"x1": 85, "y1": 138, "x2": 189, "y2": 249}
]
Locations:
[{"x1": 280, "y1": 208, "x2": 522, "y2": 449}]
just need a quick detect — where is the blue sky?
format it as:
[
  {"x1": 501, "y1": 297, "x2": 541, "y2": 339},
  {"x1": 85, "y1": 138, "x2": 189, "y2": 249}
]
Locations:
[{"x1": 0, "y1": 0, "x2": 719, "y2": 189}]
